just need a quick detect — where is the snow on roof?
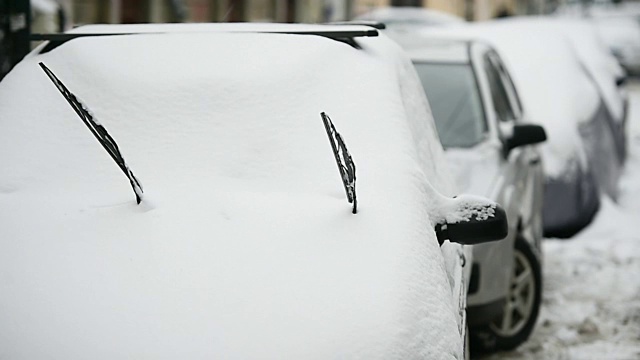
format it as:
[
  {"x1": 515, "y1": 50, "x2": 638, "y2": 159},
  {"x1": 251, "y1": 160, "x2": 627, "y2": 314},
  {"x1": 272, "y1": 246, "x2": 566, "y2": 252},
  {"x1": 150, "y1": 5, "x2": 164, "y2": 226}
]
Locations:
[
  {"x1": 356, "y1": 6, "x2": 465, "y2": 26},
  {"x1": 0, "y1": 29, "x2": 463, "y2": 359}
]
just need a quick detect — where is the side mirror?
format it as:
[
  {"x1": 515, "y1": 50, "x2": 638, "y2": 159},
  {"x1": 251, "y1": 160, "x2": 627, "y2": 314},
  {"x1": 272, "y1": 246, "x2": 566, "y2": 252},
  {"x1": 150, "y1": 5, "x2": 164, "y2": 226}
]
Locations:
[
  {"x1": 506, "y1": 124, "x2": 547, "y2": 152},
  {"x1": 434, "y1": 198, "x2": 508, "y2": 246},
  {"x1": 616, "y1": 75, "x2": 627, "y2": 87}
]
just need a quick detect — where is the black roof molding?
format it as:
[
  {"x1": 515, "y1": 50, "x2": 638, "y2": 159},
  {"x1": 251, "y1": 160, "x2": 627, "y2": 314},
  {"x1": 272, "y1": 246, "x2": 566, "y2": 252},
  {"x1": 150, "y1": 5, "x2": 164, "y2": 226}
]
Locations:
[
  {"x1": 31, "y1": 28, "x2": 379, "y2": 53},
  {"x1": 324, "y1": 21, "x2": 386, "y2": 30}
]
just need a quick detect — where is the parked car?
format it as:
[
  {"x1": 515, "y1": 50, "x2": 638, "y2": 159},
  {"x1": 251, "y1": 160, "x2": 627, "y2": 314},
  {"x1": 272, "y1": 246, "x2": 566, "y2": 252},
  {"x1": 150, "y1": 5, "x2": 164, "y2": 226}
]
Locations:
[
  {"x1": 396, "y1": 37, "x2": 547, "y2": 353},
  {"x1": 420, "y1": 17, "x2": 627, "y2": 238},
  {"x1": 0, "y1": 23, "x2": 507, "y2": 359},
  {"x1": 551, "y1": 18, "x2": 629, "y2": 164},
  {"x1": 556, "y1": 0, "x2": 640, "y2": 75},
  {"x1": 354, "y1": 6, "x2": 465, "y2": 33}
]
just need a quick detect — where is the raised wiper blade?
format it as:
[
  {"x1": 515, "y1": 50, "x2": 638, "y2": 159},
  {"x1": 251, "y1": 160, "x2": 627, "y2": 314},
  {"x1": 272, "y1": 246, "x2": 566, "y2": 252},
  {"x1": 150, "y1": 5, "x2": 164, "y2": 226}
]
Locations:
[
  {"x1": 321, "y1": 112, "x2": 357, "y2": 214},
  {"x1": 39, "y1": 62, "x2": 144, "y2": 204}
]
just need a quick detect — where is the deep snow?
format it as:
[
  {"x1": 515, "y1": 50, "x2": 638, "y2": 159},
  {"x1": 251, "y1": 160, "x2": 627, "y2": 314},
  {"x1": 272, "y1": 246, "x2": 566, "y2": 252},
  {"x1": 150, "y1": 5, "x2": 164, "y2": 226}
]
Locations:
[
  {"x1": 483, "y1": 81, "x2": 640, "y2": 360},
  {"x1": 0, "y1": 28, "x2": 476, "y2": 359}
]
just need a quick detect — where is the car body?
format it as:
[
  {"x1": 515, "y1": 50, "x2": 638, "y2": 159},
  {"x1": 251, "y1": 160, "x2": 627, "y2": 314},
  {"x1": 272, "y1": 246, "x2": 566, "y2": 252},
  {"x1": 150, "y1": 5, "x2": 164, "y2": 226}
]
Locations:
[
  {"x1": 396, "y1": 37, "x2": 546, "y2": 352},
  {"x1": 0, "y1": 23, "x2": 507, "y2": 359},
  {"x1": 421, "y1": 17, "x2": 627, "y2": 238},
  {"x1": 556, "y1": 0, "x2": 640, "y2": 75},
  {"x1": 552, "y1": 18, "x2": 629, "y2": 164},
  {"x1": 354, "y1": 6, "x2": 465, "y2": 33}
]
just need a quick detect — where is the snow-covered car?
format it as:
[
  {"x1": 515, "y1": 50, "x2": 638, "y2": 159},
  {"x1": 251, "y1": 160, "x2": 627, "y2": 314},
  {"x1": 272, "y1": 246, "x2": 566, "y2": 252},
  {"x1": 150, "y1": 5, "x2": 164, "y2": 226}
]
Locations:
[
  {"x1": 397, "y1": 37, "x2": 547, "y2": 353},
  {"x1": 556, "y1": 1, "x2": 640, "y2": 75},
  {"x1": 354, "y1": 6, "x2": 465, "y2": 33},
  {"x1": 420, "y1": 18, "x2": 626, "y2": 238},
  {"x1": 0, "y1": 23, "x2": 508, "y2": 359},
  {"x1": 551, "y1": 18, "x2": 629, "y2": 164}
]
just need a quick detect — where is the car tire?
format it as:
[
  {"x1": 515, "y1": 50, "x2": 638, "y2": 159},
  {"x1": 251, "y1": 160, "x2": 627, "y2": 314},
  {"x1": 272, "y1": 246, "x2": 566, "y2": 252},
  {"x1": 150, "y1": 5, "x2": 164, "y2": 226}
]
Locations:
[
  {"x1": 464, "y1": 323, "x2": 470, "y2": 360},
  {"x1": 470, "y1": 237, "x2": 542, "y2": 353}
]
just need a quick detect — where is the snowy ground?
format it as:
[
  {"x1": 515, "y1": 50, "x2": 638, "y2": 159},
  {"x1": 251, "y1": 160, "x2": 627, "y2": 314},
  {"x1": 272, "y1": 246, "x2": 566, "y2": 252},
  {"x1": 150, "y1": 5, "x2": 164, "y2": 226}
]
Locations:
[{"x1": 482, "y1": 81, "x2": 640, "y2": 359}]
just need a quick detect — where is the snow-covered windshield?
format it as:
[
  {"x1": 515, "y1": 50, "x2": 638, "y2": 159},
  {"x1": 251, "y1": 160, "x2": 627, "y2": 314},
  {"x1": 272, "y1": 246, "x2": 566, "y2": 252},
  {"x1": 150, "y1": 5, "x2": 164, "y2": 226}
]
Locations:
[{"x1": 413, "y1": 62, "x2": 486, "y2": 148}]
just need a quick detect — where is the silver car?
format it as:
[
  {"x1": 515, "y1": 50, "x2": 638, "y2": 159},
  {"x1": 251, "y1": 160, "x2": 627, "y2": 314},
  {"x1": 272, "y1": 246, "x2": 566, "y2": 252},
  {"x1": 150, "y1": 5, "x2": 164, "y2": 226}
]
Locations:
[{"x1": 399, "y1": 37, "x2": 547, "y2": 353}]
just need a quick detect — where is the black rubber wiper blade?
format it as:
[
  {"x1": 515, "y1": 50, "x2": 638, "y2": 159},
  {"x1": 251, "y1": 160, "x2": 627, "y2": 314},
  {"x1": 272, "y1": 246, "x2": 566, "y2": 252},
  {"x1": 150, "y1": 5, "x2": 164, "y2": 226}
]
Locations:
[
  {"x1": 39, "y1": 62, "x2": 144, "y2": 204},
  {"x1": 321, "y1": 112, "x2": 357, "y2": 214}
]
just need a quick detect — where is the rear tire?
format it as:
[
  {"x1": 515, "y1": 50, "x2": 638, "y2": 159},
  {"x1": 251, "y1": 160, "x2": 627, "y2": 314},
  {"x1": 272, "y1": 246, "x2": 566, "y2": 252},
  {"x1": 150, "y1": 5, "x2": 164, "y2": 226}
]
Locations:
[
  {"x1": 464, "y1": 322, "x2": 470, "y2": 360},
  {"x1": 470, "y1": 237, "x2": 542, "y2": 353}
]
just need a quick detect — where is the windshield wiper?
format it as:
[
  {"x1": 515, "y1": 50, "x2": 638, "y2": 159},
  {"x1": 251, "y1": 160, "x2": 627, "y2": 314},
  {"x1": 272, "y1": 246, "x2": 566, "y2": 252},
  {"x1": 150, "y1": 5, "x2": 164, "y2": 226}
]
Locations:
[
  {"x1": 321, "y1": 112, "x2": 357, "y2": 214},
  {"x1": 39, "y1": 62, "x2": 144, "y2": 204}
]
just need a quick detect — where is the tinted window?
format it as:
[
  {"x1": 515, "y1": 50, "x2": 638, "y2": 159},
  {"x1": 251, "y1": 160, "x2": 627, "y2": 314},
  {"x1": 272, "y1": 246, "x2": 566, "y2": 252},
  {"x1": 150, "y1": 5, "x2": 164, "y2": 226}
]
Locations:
[
  {"x1": 483, "y1": 57, "x2": 516, "y2": 122},
  {"x1": 494, "y1": 57, "x2": 524, "y2": 119},
  {"x1": 413, "y1": 62, "x2": 486, "y2": 148}
]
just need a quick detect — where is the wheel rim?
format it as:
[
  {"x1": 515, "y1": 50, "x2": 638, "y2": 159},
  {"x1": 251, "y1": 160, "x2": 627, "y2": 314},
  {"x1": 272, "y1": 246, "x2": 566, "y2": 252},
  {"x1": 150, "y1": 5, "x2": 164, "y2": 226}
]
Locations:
[{"x1": 489, "y1": 249, "x2": 536, "y2": 337}]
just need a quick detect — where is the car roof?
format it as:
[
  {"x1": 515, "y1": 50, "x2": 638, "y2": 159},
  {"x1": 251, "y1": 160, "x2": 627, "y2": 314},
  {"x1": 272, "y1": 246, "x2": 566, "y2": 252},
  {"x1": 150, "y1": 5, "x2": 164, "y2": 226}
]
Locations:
[{"x1": 31, "y1": 22, "x2": 381, "y2": 53}]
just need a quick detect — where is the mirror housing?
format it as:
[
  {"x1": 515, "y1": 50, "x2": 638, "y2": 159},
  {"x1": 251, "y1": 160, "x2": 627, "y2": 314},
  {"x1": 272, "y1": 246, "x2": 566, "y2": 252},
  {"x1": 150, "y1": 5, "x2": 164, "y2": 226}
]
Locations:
[
  {"x1": 616, "y1": 75, "x2": 627, "y2": 87},
  {"x1": 505, "y1": 124, "x2": 547, "y2": 153},
  {"x1": 435, "y1": 204, "x2": 508, "y2": 245}
]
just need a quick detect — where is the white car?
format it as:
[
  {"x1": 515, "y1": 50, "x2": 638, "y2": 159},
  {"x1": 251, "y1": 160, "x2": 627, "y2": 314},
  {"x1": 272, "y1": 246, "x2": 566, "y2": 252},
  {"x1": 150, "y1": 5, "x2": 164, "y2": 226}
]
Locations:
[
  {"x1": 354, "y1": 6, "x2": 465, "y2": 33},
  {"x1": 398, "y1": 37, "x2": 547, "y2": 353},
  {"x1": 0, "y1": 23, "x2": 507, "y2": 359},
  {"x1": 420, "y1": 18, "x2": 626, "y2": 237},
  {"x1": 556, "y1": 0, "x2": 640, "y2": 74}
]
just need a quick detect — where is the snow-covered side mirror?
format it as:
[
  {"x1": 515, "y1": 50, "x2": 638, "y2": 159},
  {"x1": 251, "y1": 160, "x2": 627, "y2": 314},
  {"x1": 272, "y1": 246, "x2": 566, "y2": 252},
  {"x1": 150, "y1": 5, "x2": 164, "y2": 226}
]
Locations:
[{"x1": 432, "y1": 195, "x2": 508, "y2": 246}]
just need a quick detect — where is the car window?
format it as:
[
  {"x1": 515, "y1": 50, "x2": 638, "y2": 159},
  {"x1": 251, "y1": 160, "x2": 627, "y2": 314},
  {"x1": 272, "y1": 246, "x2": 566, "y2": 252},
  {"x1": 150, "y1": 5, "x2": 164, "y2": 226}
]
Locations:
[
  {"x1": 490, "y1": 53, "x2": 524, "y2": 120},
  {"x1": 413, "y1": 62, "x2": 487, "y2": 148},
  {"x1": 483, "y1": 54, "x2": 516, "y2": 122}
]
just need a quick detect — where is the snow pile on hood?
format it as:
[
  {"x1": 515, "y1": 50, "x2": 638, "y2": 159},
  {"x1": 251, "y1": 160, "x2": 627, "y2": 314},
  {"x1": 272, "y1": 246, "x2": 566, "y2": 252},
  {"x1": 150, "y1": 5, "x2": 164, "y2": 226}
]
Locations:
[
  {"x1": 0, "y1": 29, "x2": 464, "y2": 359},
  {"x1": 419, "y1": 18, "x2": 601, "y2": 178}
]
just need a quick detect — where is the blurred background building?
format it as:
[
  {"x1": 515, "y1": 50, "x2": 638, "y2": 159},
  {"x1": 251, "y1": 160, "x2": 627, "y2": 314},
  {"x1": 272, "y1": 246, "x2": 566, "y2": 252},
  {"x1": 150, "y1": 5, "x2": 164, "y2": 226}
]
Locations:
[
  {"x1": 64, "y1": 0, "x2": 559, "y2": 25},
  {"x1": 64, "y1": 0, "x2": 639, "y2": 25},
  {"x1": 1, "y1": 0, "x2": 639, "y2": 80}
]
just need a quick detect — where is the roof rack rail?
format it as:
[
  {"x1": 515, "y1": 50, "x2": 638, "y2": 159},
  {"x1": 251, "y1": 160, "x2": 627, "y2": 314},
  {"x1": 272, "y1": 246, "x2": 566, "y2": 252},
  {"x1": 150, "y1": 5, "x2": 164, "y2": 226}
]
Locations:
[
  {"x1": 31, "y1": 28, "x2": 379, "y2": 52},
  {"x1": 324, "y1": 21, "x2": 386, "y2": 30}
]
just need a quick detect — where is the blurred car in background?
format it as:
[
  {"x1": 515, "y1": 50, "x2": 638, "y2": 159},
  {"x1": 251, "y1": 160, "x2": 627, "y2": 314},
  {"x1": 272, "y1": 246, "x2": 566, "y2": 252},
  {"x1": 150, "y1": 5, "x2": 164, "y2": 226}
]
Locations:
[
  {"x1": 556, "y1": 0, "x2": 640, "y2": 75},
  {"x1": 420, "y1": 17, "x2": 627, "y2": 238},
  {"x1": 0, "y1": 23, "x2": 508, "y2": 359},
  {"x1": 354, "y1": 6, "x2": 465, "y2": 33},
  {"x1": 593, "y1": 15, "x2": 640, "y2": 75},
  {"x1": 397, "y1": 36, "x2": 547, "y2": 353},
  {"x1": 551, "y1": 18, "x2": 629, "y2": 163}
]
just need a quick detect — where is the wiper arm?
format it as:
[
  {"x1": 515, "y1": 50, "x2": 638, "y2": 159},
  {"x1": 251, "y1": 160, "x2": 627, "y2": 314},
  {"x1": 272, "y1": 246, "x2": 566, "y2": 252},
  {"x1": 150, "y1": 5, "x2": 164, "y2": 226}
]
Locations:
[
  {"x1": 321, "y1": 112, "x2": 357, "y2": 214},
  {"x1": 39, "y1": 62, "x2": 144, "y2": 204}
]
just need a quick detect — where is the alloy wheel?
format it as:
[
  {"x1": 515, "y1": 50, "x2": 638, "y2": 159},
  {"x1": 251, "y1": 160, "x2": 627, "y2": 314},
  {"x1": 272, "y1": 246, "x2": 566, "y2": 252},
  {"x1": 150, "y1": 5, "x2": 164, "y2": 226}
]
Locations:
[{"x1": 489, "y1": 249, "x2": 536, "y2": 337}]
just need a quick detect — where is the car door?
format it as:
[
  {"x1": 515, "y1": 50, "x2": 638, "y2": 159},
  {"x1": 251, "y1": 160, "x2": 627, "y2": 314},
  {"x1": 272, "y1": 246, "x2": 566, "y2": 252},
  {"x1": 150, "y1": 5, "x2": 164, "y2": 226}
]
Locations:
[{"x1": 482, "y1": 50, "x2": 543, "y2": 251}]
